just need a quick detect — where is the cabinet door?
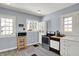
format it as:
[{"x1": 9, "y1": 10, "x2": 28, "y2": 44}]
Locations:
[
  {"x1": 50, "y1": 40, "x2": 59, "y2": 50},
  {"x1": 67, "y1": 41, "x2": 79, "y2": 56},
  {"x1": 60, "y1": 39, "x2": 68, "y2": 56}
]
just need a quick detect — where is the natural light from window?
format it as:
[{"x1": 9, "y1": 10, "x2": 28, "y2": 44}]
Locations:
[
  {"x1": 0, "y1": 17, "x2": 15, "y2": 36},
  {"x1": 64, "y1": 17, "x2": 72, "y2": 32},
  {"x1": 26, "y1": 20, "x2": 38, "y2": 31}
]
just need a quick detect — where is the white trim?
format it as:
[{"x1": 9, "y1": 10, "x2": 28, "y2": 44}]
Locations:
[
  {"x1": 0, "y1": 14, "x2": 16, "y2": 38},
  {"x1": 27, "y1": 42, "x2": 40, "y2": 46},
  {"x1": 60, "y1": 11, "x2": 77, "y2": 35},
  {"x1": 60, "y1": 12, "x2": 79, "y2": 36},
  {"x1": 0, "y1": 47, "x2": 17, "y2": 53},
  {"x1": 61, "y1": 11, "x2": 79, "y2": 18},
  {"x1": 0, "y1": 42, "x2": 40, "y2": 53}
]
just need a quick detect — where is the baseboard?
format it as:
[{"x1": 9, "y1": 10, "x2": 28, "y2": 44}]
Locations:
[
  {"x1": 0, "y1": 47, "x2": 17, "y2": 53},
  {"x1": 0, "y1": 42, "x2": 40, "y2": 53},
  {"x1": 27, "y1": 42, "x2": 40, "y2": 46}
]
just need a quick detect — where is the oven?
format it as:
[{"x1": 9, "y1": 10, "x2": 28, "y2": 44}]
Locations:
[{"x1": 42, "y1": 35, "x2": 50, "y2": 50}]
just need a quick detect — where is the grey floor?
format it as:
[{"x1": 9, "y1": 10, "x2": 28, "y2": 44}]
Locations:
[{"x1": 0, "y1": 44, "x2": 59, "y2": 56}]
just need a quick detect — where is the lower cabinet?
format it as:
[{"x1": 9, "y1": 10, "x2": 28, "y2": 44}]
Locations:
[
  {"x1": 67, "y1": 41, "x2": 79, "y2": 56},
  {"x1": 60, "y1": 39, "x2": 68, "y2": 56},
  {"x1": 60, "y1": 39, "x2": 79, "y2": 56}
]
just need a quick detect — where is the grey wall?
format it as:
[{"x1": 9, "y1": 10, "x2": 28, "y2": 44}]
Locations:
[
  {"x1": 27, "y1": 31, "x2": 39, "y2": 45},
  {"x1": 0, "y1": 7, "x2": 42, "y2": 50},
  {"x1": 43, "y1": 4, "x2": 79, "y2": 32}
]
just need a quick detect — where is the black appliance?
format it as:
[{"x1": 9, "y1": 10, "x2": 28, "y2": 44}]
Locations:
[
  {"x1": 46, "y1": 31, "x2": 55, "y2": 37},
  {"x1": 42, "y1": 35, "x2": 50, "y2": 50},
  {"x1": 18, "y1": 32, "x2": 26, "y2": 36}
]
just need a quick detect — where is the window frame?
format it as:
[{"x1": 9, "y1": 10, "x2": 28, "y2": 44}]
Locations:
[
  {"x1": 63, "y1": 16, "x2": 72, "y2": 32},
  {"x1": 60, "y1": 13, "x2": 74, "y2": 35},
  {"x1": 26, "y1": 20, "x2": 39, "y2": 32},
  {"x1": 60, "y1": 11, "x2": 79, "y2": 35},
  {"x1": 0, "y1": 14, "x2": 16, "y2": 38}
]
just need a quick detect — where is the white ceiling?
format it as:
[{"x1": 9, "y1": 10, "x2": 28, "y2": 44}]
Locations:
[{"x1": 0, "y1": 3, "x2": 76, "y2": 16}]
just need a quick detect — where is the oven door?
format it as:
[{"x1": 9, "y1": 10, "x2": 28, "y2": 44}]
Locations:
[
  {"x1": 50, "y1": 40, "x2": 59, "y2": 50},
  {"x1": 42, "y1": 36, "x2": 49, "y2": 45},
  {"x1": 42, "y1": 35, "x2": 50, "y2": 50}
]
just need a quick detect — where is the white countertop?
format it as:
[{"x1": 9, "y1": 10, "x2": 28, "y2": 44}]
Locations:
[{"x1": 62, "y1": 36, "x2": 79, "y2": 42}]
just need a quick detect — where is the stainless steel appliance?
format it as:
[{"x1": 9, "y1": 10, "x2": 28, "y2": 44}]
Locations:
[{"x1": 42, "y1": 35, "x2": 50, "y2": 50}]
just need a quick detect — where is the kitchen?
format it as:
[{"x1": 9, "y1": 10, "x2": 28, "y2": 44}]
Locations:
[
  {"x1": 42, "y1": 3, "x2": 79, "y2": 56},
  {"x1": 0, "y1": 3, "x2": 79, "y2": 56}
]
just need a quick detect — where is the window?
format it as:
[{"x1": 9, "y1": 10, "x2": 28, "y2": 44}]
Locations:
[
  {"x1": 64, "y1": 17, "x2": 72, "y2": 32},
  {"x1": 26, "y1": 20, "x2": 38, "y2": 31},
  {"x1": 0, "y1": 16, "x2": 15, "y2": 36}
]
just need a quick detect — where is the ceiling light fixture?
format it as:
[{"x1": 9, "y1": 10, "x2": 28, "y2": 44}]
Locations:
[
  {"x1": 6, "y1": 3, "x2": 11, "y2": 5},
  {"x1": 37, "y1": 10, "x2": 41, "y2": 13}
]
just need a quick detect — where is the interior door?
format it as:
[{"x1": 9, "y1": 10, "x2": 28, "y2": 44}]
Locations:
[{"x1": 39, "y1": 22, "x2": 47, "y2": 44}]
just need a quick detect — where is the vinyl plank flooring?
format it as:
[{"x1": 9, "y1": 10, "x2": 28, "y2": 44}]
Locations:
[{"x1": 0, "y1": 44, "x2": 59, "y2": 56}]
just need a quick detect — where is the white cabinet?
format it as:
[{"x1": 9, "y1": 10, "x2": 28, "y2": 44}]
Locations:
[
  {"x1": 67, "y1": 41, "x2": 79, "y2": 56},
  {"x1": 50, "y1": 40, "x2": 59, "y2": 50},
  {"x1": 60, "y1": 38, "x2": 79, "y2": 56},
  {"x1": 60, "y1": 39, "x2": 68, "y2": 56}
]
